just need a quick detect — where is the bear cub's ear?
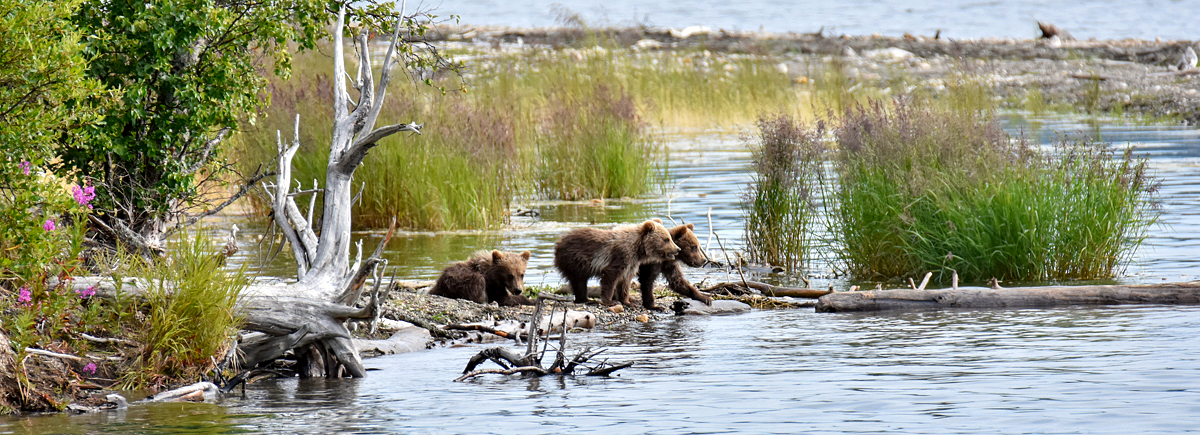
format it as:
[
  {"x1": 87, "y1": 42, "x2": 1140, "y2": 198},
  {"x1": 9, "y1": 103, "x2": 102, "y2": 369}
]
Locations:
[
  {"x1": 520, "y1": 251, "x2": 531, "y2": 260},
  {"x1": 492, "y1": 250, "x2": 504, "y2": 263},
  {"x1": 641, "y1": 220, "x2": 658, "y2": 233}
]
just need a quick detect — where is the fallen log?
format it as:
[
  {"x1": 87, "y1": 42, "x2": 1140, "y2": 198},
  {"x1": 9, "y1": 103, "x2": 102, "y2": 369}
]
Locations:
[
  {"x1": 703, "y1": 281, "x2": 832, "y2": 299},
  {"x1": 815, "y1": 282, "x2": 1200, "y2": 313}
]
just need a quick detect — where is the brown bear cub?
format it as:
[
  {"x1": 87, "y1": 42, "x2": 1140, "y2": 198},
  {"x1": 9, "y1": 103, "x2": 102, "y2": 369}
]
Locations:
[
  {"x1": 554, "y1": 219, "x2": 680, "y2": 306},
  {"x1": 632, "y1": 223, "x2": 713, "y2": 311},
  {"x1": 430, "y1": 250, "x2": 534, "y2": 307}
]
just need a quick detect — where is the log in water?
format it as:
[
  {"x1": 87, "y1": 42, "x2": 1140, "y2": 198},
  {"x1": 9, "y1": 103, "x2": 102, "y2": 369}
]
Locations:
[{"x1": 815, "y1": 282, "x2": 1200, "y2": 312}]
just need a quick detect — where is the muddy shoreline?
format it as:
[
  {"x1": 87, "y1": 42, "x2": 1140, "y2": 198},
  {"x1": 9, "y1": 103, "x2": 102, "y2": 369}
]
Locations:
[{"x1": 430, "y1": 25, "x2": 1200, "y2": 123}]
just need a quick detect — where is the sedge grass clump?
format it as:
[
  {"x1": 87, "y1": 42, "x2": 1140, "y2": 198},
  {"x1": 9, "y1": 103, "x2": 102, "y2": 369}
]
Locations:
[
  {"x1": 237, "y1": 47, "x2": 522, "y2": 231},
  {"x1": 117, "y1": 230, "x2": 248, "y2": 389},
  {"x1": 536, "y1": 85, "x2": 662, "y2": 200},
  {"x1": 742, "y1": 113, "x2": 826, "y2": 269},
  {"x1": 831, "y1": 98, "x2": 1156, "y2": 283},
  {"x1": 356, "y1": 96, "x2": 520, "y2": 230}
]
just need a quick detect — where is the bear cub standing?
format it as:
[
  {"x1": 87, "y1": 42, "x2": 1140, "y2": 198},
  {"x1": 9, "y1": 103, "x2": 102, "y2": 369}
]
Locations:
[
  {"x1": 633, "y1": 223, "x2": 713, "y2": 311},
  {"x1": 554, "y1": 219, "x2": 680, "y2": 306},
  {"x1": 430, "y1": 250, "x2": 534, "y2": 306}
]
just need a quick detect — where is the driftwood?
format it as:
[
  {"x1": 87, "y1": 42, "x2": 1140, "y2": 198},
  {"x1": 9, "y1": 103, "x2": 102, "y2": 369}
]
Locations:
[
  {"x1": 353, "y1": 326, "x2": 431, "y2": 356},
  {"x1": 815, "y1": 282, "x2": 1200, "y2": 313},
  {"x1": 671, "y1": 298, "x2": 752, "y2": 315},
  {"x1": 703, "y1": 281, "x2": 832, "y2": 299},
  {"x1": 456, "y1": 296, "x2": 632, "y2": 381}
]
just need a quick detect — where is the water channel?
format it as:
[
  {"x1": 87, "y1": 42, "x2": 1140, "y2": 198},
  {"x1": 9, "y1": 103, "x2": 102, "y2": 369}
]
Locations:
[{"x1": 4, "y1": 115, "x2": 1200, "y2": 433}]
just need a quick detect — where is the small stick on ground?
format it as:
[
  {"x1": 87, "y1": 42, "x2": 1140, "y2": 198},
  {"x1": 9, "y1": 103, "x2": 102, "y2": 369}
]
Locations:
[{"x1": 443, "y1": 324, "x2": 526, "y2": 341}]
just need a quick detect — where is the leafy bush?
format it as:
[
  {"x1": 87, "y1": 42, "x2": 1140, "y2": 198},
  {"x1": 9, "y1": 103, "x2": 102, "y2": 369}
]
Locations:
[{"x1": 1, "y1": 160, "x2": 95, "y2": 354}]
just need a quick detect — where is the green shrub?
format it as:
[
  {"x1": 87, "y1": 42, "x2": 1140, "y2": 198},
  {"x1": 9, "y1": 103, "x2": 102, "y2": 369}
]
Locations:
[{"x1": 1, "y1": 162, "x2": 93, "y2": 355}]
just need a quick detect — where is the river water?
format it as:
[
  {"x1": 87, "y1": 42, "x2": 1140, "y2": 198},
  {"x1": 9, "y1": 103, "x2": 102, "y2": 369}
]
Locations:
[
  {"x1": 6, "y1": 116, "x2": 1200, "y2": 433},
  {"x1": 428, "y1": 0, "x2": 1199, "y2": 41}
]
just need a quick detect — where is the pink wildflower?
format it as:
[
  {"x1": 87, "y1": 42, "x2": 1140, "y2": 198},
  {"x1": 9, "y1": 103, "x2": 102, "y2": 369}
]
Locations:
[
  {"x1": 19, "y1": 161, "x2": 31, "y2": 175},
  {"x1": 17, "y1": 287, "x2": 31, "y2": 304},
  {"x1": 83, "y1": 362, "x2": 97, "y2": 375},
  {"x1": 76, "y1": 285, "x2": 96, "y2": 299},
  {"x1": 71, "y1": 184, "x2": 96, "y2": 209},
  {"x1": 43, "y1": 219, "x2": 56, "y2": 232}
]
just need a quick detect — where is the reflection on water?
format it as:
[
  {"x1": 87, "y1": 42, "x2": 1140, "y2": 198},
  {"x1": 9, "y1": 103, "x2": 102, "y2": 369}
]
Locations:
[{"x1": 8, "y1": 306, "x2": 1197, "y2": 433}]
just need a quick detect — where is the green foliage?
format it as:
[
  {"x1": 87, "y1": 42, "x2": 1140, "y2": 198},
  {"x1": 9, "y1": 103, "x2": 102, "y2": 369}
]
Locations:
[
  {"x1": 117, "y1": 230, "x2": 248, "y2": 389},
  {"x1": 742, "y1": 114, "x2": 826, "y2": 269},
  {"x1": 830, "y1": 99, "x2": 1158, "y2": 283},
  {"x1": 0, "y1": 0, "x2": 103, "y2": 164},
  {"x1": 62, "y1": 0, "x2": 335, "y2": 235}
]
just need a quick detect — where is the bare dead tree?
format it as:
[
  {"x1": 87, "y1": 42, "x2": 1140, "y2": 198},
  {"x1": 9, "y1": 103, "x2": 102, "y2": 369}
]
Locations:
[{"x1": 232, "y1": 3, "x2": 425, "y2": 377}]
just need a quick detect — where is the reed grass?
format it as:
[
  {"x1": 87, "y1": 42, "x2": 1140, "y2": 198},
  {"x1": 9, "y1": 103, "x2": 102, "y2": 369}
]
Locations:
[
  {"x1": 118, "y1": 229, "x2": 249, "y2": 389},
  {"x1": 742, "y1": 113, "x2": 826, "y2": 269},
  {"x1": 239, "y1": 48, "x2": 522, "y2": 230},
  {"x1": 830, "y1": 98, "x2": 1157, "y2": 283},
  {"x1": 536, "y1": 85, "x2": 660, "y2": 200}
]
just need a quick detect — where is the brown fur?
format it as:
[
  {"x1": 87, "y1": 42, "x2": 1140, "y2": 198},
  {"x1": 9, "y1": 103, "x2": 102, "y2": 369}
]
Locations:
[
  {"x1": 635, "y1": 223, "x2": 713, "y2": 310},
  {"x1": 430, "y1": 250, "x2": 534, "y2": 306},
  {"x1": 554, "y1": 219, "x2": 680, "y2": 306}
]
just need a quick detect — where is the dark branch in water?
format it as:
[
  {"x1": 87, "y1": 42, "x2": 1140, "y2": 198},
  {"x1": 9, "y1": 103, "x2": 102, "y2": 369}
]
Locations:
[{"x1": 455, "y1": 296, "x2": 633, "y2": 381}]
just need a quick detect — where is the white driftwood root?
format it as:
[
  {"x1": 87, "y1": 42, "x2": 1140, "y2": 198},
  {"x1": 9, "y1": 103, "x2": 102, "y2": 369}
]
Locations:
[{"x1": 233, "y1": 5, "x2": 421, "y2": 378}]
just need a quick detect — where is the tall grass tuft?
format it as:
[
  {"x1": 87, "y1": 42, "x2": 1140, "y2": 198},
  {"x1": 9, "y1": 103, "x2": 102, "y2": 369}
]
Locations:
[
  {"x1": 238, "y1": 48, "x2": 521, "y2": 230},
  {"x1": 831, "y1": 98, "x2": 1157, "y2": 283},
  {"x1": 118, "y1": 230, "x2": 248, "y2": 389},
  {"x1": 537, "y1": 86, "x2": 660, "y2": 200},
  {"x1": 742, "y1": 114, "x2": 826, "y2": 269}
]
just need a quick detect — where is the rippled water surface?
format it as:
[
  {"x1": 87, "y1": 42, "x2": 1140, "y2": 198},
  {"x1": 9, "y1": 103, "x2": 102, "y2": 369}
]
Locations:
[
  {"x1": 6, "y1": 117, "x2": 1200, "y2": 433},
  {"x1": 12, "y1": 306, "x2": 1200, "y2": 434}
]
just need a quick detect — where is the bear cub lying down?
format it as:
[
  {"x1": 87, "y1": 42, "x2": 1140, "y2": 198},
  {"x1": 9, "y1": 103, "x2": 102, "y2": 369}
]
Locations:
[
  {"x1": 430, "y1": 250, "x2": 534, "y2": 306},
  {"x1": 554, "y1": 219, "x2": 682, "y2": 306}
]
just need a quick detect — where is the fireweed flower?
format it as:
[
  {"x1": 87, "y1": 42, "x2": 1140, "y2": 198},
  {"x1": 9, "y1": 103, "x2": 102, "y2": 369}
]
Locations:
[
  {"x1": 76, "y1": 285, "x2": 96, "y2": 299},
  {"x1": 19, "y1": 161, "x2": 31, "y2": 175},
  {"x1": 43, "y1": 219, "x2": 56, "y2": 232},
  {"x1": 72, "y1": 184, "x2": 96, "y2": 209},
  {"x1": 17, "y1": 287, "x2": 31, "y2": 304},
  {"x1": 83, "y1": 363, "x2": 97, "y2": 374}
]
